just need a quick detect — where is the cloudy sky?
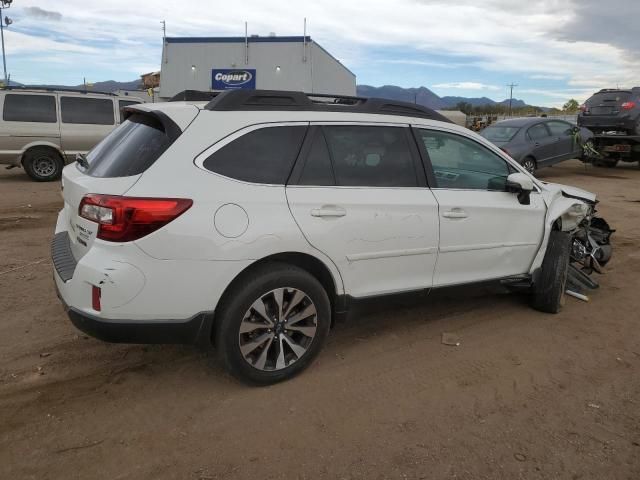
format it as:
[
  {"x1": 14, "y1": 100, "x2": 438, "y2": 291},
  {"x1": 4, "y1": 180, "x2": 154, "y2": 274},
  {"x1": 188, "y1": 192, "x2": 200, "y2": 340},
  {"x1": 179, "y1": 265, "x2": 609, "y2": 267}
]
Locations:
[{"x1": 4, "y1": 0, "x2": 638, "y2": 107}]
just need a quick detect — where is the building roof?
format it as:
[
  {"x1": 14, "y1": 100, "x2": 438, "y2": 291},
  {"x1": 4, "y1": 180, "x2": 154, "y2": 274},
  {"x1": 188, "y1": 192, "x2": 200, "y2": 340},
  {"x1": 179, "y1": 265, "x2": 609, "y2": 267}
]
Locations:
[{"x1": 165, "y1": 36, "x2": 312, "y2": 44}]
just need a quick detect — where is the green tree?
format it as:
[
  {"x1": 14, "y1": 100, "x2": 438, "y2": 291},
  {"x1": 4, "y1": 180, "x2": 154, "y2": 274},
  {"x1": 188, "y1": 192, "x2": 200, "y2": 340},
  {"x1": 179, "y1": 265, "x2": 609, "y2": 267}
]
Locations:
[{"x1": 563, "y1": 99, "x2": 580, "y2": 113}]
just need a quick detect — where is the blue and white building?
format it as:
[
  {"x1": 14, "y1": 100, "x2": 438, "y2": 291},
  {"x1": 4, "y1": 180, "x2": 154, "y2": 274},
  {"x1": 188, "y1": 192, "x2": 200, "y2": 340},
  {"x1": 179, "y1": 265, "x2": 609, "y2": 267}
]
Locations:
[{"x1": 159, "y1": 35, "x2": 356, "y2": 99}]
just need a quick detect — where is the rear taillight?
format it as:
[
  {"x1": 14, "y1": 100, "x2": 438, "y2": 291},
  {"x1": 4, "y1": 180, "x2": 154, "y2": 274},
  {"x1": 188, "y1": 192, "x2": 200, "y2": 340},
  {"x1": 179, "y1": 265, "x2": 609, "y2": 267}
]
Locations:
[
  {"x1": 621, "y1": 101, "x2": 635, "y2": 110},
  {"x1": 79, "y1": 195, "x2": 193, "y2": 242},
  {"x1": 579, "y1": 104, "x2": 587, "y2": 112}
]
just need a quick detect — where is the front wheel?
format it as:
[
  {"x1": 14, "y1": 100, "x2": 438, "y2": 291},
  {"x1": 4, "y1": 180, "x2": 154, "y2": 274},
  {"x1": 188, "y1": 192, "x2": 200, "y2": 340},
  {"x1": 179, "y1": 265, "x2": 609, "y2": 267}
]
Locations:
[
  {"x1": 521, "y1": 157, "x2": 536, "y2": 175},
  {"x1": 215, "y1": 263, "x2": 331, "y2": 385},
  {"x1": 531, "y1": 231, "x2": 571, "y2": 313}
]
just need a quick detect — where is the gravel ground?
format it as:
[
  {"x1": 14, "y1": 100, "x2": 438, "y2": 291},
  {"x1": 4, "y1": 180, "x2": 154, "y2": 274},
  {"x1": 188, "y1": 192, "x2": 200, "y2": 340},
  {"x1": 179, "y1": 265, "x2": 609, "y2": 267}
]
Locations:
[{"x1": 0, "y1": 160, "x2": 639, "y2": 480}]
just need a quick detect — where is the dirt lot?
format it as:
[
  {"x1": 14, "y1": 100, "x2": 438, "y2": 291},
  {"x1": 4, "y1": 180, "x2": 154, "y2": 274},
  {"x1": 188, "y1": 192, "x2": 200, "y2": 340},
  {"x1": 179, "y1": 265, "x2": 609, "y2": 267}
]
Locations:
[{"x1": 0, "y1": 160, "x2": 639, "y2": 480}]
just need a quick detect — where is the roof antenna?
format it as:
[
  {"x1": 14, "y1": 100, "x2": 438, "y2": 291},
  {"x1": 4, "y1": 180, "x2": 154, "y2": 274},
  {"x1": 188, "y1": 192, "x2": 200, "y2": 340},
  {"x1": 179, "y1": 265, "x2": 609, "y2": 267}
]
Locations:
[
  {"x1": 303, "y1": 18, "x2": 307, "y2": 63},
  {"x1": 245, "y1": 21, "x2": 249, "y2": 65}
]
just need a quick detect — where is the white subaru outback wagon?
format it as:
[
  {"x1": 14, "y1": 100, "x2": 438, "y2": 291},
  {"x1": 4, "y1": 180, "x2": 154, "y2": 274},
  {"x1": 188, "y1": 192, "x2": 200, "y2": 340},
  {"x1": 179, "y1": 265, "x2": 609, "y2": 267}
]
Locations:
[{"x1": 53, "y1": 90, "x2": 613, "y2": 384}]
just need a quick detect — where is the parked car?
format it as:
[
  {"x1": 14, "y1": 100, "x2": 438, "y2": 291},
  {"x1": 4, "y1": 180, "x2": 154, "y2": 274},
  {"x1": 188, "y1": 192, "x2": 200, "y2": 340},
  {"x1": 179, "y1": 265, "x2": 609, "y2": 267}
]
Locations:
[
  {"x1": 0, "y1": 87, "x2": 144, "y2": 181},
  {"x1": 480, "y1": 117, "x2": 593, "y2": 174},
  {"x1": 577, "y1": 88, "x2": 640, "y2": 167},
  {"x1": 52, "y1": 90, "x2": 612, "y2": 385}
]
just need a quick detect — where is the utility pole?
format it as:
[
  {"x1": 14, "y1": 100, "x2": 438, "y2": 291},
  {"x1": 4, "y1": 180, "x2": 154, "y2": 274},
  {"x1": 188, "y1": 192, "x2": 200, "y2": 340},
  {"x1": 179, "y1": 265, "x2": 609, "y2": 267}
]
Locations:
[
  {"x1": 507, "y1": 83, "x2": 518, "y2": 117},
  {"x1": 0, "y1": 0, "x2": 13, "y2": 86}
]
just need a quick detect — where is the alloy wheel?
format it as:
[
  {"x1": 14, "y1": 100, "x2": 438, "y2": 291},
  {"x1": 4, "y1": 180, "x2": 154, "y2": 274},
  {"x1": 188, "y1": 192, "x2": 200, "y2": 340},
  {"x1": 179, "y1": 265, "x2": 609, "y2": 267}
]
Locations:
[
  {"x1": 238, "y1": 287, "x2": 318, "y2": 371},
  {"x1": 522, "y1": 158, "x2": 536, "y2": 175}
]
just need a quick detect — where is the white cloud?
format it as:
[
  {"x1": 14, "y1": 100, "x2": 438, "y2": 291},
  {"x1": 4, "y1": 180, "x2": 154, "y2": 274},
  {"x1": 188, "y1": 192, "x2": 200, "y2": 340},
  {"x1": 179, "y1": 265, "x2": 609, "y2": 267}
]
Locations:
[
  {"x1": 5, "y1": 0, "x2": 637, "y2": 102},
  {"x1": 433, "y1": 82, "x2": 501, "y2": 91},
  {"x1": 530, "y1": 74, "x2": 566, "y2": 80}
]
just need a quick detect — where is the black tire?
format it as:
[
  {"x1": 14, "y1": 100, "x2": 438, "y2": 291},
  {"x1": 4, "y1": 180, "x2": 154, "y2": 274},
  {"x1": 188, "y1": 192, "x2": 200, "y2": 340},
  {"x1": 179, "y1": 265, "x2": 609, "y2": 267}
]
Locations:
[
  {"x1": 593, "y1": 158, "x2": 618, "y2": 168},
  {"x1": 521, "y1": 156, "x2": 536, "y2": 175},
  {"x1": 531, "y1": 231, "x2": 571, "y2": 313},
  {"x1": 22, "y1": 147, "x2": 64, "y2": 182},
  {"x1": 215, "y1": 262, "x2": 331, "y2": 385}
]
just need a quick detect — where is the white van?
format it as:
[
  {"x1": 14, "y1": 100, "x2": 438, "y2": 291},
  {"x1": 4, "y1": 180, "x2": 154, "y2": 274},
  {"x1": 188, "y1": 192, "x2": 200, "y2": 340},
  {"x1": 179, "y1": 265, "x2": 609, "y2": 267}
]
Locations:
[{"x1": 0, "y1": 88, "x2": 144, "y2": 181}]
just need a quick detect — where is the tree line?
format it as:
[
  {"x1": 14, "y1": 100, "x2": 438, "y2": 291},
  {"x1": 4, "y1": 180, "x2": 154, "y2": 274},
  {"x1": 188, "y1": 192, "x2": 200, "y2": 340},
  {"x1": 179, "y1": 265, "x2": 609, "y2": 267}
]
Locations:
[{"x1": 443, "y1": 98, "x2": 580, "y2": 116}]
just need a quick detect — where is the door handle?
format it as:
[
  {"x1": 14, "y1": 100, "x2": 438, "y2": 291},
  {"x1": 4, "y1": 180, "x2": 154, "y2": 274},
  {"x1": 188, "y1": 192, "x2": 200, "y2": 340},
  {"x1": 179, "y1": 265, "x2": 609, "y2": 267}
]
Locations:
[
  {"x1": 442, "y1": 209, "x2": 468, "y2": 219},
  {"x1": 310, "y1": 206, "x2": 346, "y2": 217},
  {"x1": 534, "y1": 142, "x2": 540, "y2": 147}
]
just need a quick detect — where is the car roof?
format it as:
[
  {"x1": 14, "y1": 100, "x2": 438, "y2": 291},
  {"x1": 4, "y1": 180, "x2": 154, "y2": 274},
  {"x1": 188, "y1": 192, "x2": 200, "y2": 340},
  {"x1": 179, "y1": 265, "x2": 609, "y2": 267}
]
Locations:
[
  {"x1": 0, "y1": 86, "x2": 120, "y2": 97},
  {"x1": 488, "y1": 117, "x2": 568, "y2": 128}
]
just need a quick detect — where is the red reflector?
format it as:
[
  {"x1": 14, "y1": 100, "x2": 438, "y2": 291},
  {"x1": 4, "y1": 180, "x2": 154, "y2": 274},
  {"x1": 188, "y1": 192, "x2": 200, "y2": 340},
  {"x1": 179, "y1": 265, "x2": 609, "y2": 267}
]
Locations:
[
  {"x1": 92, "y1": 286, "x2": 101, "y2": 311},
  {"x1": 79, "y1": 195, "x2": 193, "y2": 242},
  {"x1": 621, "y1": 101, "x2": 635, "y2": 110}
]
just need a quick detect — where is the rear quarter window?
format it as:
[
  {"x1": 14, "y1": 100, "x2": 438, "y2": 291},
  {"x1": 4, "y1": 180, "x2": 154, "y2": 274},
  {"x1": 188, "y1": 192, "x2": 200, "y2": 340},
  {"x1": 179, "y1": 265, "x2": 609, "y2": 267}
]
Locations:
[
  {"x1": 83, "y1": 113, "x2": 172, "y2": 178},
  {"x1": 2, "y1": 94, "x2": 57, "y2": 123},
  {"x1": 61, "y1": 97, "x2": 115, "y2": 125},
  {"x1": 202, "y1": 126, "x2": 307, "y2": 184}
]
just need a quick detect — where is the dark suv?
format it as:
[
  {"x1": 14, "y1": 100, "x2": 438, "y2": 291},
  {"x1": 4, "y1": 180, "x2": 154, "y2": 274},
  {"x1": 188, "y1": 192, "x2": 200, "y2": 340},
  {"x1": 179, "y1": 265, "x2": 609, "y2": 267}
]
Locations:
[
  {"x1": 578, "y1": 88, "x2": 640, "y2": 134},
  {"x1": 578, "y1": 88, "x2": 640, "y2": 167}
]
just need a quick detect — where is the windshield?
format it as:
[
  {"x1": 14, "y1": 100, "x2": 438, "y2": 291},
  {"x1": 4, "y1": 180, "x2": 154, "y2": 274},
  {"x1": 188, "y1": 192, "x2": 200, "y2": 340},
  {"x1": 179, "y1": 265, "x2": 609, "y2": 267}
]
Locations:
[
  {"x1": 480, "y1": 126, "x2": 520, "y2": 143},
  {"x1": 83, "y1": 113, "x2": 171, "y2": 178}
]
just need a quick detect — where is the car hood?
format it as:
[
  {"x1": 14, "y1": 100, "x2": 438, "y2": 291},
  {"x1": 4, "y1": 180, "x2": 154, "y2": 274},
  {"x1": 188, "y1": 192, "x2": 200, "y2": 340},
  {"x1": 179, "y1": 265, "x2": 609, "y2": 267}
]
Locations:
[{"x1": 539, "y1": 181, "x2": 597, "y2": 203}]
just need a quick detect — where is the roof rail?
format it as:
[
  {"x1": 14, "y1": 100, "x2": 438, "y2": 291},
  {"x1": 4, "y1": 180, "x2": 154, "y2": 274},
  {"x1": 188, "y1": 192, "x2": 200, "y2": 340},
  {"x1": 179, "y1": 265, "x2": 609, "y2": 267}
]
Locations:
[
  {"x1": 0, "y1": 85, "x2": 119, "y2": 96},
  {"x1": 597, "y1": 88, "x2": 632, "y2": 93},
  {"x1": 203, "y1": 89, "x2": 452, "y2": 123},
  {"x1": 169, "y1": 90, "x2": 220, "y2": 102}
]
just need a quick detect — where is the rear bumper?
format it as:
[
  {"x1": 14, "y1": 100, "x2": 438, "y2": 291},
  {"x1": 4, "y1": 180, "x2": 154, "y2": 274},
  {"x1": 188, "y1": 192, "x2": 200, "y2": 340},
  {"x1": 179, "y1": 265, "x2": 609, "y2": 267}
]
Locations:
[
  {"x1": 55, "y1": 281, "x2": 214, "y2": 345},
  {"x1": 578, "y1": 115, "x2": 638, "y2": 133},
  {"x1": 66, "y1": 304, "x2": 214, "y2": 345}
]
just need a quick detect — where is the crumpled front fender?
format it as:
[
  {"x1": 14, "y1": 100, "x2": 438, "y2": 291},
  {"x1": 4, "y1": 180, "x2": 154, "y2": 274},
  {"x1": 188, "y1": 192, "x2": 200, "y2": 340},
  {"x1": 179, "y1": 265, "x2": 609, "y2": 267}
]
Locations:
[{"x1": 528, "y1": 190, "x2": 592, "y2": 274}]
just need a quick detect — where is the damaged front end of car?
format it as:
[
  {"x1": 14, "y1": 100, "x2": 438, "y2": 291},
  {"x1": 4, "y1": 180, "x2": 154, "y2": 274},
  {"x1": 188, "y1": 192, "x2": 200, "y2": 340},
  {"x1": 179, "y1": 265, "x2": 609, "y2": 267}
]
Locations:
[
  {"x1": 571, "y1": 216, "x2": 614, "y2": 274},
  {"x1": 562, "y1": 195, "x2": 614, "y2": 295}
]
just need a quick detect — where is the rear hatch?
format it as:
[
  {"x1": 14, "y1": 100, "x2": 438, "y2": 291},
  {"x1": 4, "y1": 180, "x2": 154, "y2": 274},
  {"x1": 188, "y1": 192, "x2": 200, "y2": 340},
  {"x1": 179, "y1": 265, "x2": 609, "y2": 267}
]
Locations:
[
  {"x1": 578, "y1": 90, "x2": 638, "y2": 132},
  {"x1": 62, "y1": 112, "x2": 179, "y2": 260}
]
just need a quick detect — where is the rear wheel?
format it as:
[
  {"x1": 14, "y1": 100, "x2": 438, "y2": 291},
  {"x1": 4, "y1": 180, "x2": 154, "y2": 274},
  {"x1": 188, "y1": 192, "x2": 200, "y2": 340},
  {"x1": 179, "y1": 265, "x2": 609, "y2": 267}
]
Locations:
[
  {"x1": 531, "y1": 231, "x2": 571, "y2": 313},
  {"x1": 215, "y1": 263, "x2": 331, "y2": 385},
  {"x1": 23, "y1": 147, "x2": 64, "y2": 182},
  {"x1": 593, "y1": 158, "x2": 618, "y2": 168},
  {"x1": 521, "y1": 156, "x2": 536, "y2": 175}
]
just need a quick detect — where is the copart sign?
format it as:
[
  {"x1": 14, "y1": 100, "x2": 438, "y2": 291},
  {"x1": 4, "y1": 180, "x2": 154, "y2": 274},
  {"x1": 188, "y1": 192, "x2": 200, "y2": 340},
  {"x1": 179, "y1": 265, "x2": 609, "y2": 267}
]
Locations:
[{"x1": 212, "y1": 69, "x2": 256, "y2": 90}]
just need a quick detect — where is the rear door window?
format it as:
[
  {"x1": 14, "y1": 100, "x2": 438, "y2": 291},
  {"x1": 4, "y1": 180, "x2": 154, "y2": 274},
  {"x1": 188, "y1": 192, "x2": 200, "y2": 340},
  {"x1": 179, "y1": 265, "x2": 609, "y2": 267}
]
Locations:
[
  {"x1": 298, "y1": 130, "x2": 336, "y2": 186},
  {"x1": 60, "y1": 97, "x2": 115, "y2": 125},
  {"x1": 83, "y1": 113, "x2": 171, "y2": 177},
  {"x1": 118, "y1": 100, "x2": 140, "y2": 123},
  {"x1": 3, "y1": 94, "x2": 57, "y2": 123},
  {"x1": 527, "y1": 123, "x2": 551, "y2": 141},
  {"x1": 546, "y1": 121, "x2": 572, "y2": 137},
  {"x1": 321, "y1": 125, "x2": 418, "y2": 187},
  {"x1": 203, "y1": 126, "x2": 307, "y2": 184}
]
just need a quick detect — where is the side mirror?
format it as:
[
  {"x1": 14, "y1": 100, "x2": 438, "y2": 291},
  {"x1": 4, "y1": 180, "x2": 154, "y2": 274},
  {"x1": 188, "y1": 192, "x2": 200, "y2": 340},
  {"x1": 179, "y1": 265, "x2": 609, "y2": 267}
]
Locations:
[
  {"x1": 571, "y1": 126, "x2": 580, "y2": 134},
  {"x1": 506, "y1": 172, "x2": 534, "y2": 205}
]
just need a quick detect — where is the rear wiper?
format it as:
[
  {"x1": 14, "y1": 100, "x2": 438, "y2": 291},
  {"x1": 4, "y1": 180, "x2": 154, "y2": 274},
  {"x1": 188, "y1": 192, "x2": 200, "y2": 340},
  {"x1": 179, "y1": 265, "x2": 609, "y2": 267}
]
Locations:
[{"x1": 76, "y1": 153, "x2": 89, "y2": 169}]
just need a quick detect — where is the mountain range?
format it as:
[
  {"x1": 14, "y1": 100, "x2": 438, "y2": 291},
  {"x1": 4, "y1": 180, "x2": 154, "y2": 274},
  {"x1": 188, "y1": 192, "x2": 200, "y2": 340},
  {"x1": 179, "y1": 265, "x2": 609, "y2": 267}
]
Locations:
[
  {"x1": 356, "y1": 85, "x2": 527, "y2": 110},
  {"x1": 5, "y1": 79, "x2": 529, "y2": 109}
]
